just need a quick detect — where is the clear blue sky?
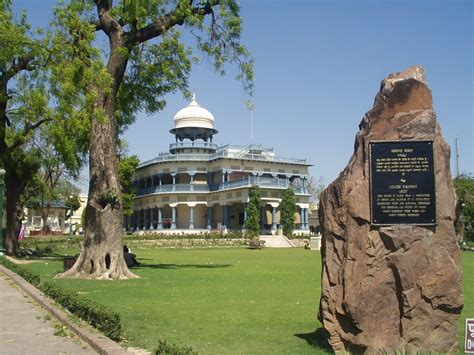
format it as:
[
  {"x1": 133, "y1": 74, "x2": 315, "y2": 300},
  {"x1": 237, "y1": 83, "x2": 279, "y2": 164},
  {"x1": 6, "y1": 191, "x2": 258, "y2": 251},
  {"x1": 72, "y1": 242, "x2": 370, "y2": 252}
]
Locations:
[{"x1": 13, "y1": 0, "x2": 474, "y2": 189}]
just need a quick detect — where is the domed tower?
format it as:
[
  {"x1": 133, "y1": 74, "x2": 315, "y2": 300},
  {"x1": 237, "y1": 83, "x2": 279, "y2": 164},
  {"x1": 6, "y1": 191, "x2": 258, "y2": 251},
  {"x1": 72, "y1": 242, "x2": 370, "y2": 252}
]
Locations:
[{"x1": 169, "y1": 94, "x2": 219, "y2": 154}]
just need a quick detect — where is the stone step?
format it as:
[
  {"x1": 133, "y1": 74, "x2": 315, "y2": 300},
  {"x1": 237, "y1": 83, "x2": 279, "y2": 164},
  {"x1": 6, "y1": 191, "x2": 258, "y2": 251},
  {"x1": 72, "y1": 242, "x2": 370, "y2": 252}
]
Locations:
[{"x1": 259, "y1": 235, "x2": 295, "y2": 248}]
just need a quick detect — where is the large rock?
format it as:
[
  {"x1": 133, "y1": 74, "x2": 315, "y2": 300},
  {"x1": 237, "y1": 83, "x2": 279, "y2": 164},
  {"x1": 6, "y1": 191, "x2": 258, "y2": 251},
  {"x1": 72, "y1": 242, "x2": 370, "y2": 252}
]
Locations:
[{"x1": 318, "y1": 65, "x2": 463, "y2": 353}]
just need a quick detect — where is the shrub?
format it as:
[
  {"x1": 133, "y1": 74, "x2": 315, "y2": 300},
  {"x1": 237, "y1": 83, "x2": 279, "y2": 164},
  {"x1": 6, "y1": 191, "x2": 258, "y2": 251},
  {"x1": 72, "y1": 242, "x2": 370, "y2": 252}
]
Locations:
[
  {"x1": 0, "y1": 256, "x2": 41, "y2": 286},
  {"x1": 0, "y1": 256, "x2": 121, "y2": 341},
  {"x1": 155, "y1": 339, "x2": 196, "y2": 355},
  {"x1": 40, "y1": 281, "x2": 121, "y2": 340},
  {"x1": 246, "y1": 239, "x2": 265, "y2": 249}
]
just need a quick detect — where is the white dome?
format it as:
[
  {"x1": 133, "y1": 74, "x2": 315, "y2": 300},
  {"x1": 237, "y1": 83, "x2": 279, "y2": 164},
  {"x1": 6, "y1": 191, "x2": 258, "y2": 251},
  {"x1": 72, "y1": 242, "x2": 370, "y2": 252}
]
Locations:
[{"x1": 173, "y1": 94, "x2": 215, "y2": 129}]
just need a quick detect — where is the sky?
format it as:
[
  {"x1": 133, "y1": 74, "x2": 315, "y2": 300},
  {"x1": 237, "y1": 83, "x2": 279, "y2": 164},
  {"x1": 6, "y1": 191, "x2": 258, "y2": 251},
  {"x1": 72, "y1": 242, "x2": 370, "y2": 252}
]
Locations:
[{"x1": 12, "y1": 0, "x2": 474, "y2": 190}]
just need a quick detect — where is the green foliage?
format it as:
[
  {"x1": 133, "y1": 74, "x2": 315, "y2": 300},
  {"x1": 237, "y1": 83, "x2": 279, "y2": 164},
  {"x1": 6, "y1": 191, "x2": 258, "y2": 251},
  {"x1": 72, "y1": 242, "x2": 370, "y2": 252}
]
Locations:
[
  {"x1": 41, "y1": 281, "x2": 121, "y2": 340},
  {"x1": 0, "y1": 256, "x2": 41, "y2": 286},
  {"x1": 155, "y1": 339, "x2": 196, "y2": 355},
  {"x1": 52, "y1": 0, "x2": 254, "y2": 130},
  {"x1": 0, "y1": 2, "x2": 88, "y2": 255},
  {"x1": 118, "y1": 154, "x2": 140, "y2": 216},
  {"x1": 64, "y1": 193, "x2": 81, "y2": 217},
  {"x1": 246, "y1": 239, "x2": 265, "y2": 249},
  {"x1": 117, "y1": 30, "x2": 194, "y2": 129},
  {"x1": 245, "y1": 185, "x2": 261, "y2": 238},
  {"x1": 126, "y1": 231, "x2": 245, "y2": 240},
  {"x1": 454, "y1": 174, "x2": 474, "y2": 241},
  {"x1": 281, "y1": 188, "x2": 297, "y2": 237},
  {"x1": 0, "y1": 256, "x2": 121, "y2": 341},
  {"x1": 98, "y1": 188, "x2": 120, "y2": 209}
]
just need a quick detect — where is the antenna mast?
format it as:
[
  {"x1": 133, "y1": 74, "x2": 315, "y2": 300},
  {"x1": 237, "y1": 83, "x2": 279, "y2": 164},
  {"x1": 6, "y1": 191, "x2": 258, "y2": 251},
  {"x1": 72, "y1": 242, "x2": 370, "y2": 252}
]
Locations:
[
  {"x1": 455, "y1": 137, "x2": 460, "y2": 177},
  {"x1": 250, "y1": 110, "x2": 254, "y2": 144}
]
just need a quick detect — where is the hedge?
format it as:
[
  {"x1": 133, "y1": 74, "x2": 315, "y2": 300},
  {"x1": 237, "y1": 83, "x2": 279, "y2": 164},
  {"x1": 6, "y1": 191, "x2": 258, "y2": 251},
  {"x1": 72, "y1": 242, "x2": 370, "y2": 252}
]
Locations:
[{"x1": 0, "y1": 256, "x2": 121, "y2": 340}]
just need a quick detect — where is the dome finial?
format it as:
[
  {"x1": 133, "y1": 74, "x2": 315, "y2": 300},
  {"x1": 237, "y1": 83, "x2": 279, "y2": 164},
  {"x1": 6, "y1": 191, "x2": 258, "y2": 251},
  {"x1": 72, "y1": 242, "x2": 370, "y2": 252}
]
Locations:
[{"x1": 192, "y1": 92, "x2": 196, "y2": 100}]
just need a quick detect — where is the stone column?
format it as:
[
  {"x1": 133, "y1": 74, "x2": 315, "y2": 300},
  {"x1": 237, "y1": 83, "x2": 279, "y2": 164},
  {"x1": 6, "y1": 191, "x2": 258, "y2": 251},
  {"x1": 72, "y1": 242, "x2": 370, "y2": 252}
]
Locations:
[
  {"x1": 300, "y1": 207, "x2": 305, "y2": 230},
  {"x1": 136, "y1": 209, "x2": 141, "y2": 230},
  {"x1": 158, "y1": 207, "x2": 163, "y2": 230},
  {"x1": 150, "y1": 207, "x2": 155, "y2": 230},
  {"x1": 221, "y1": 205, "x2": 227, "y2": 228},
  {"x1": 145, "y1": 208, "x2": 150, "y2": 230},
  {"x1": 305, "y1": 208, "x2": 309, "y2": 230},
  {"x1": 123, "y1": 216, "x2": 128, "y2": 232},
  {"x1": 207, "y1": 206, "x2": 214, "y2": 230},
  {"x1": 171, "y1": 206, "x2": 177, "y2": 229},
  {"x1": 222, "y1": 205, "x2": 230, "y2": 229},
  {"x1": 189, "y1": 206, "x2": 195, "y2": 229},
  {"x1": 190, "y1": 172, "x2": 195, "y2": 191},
  {"x1": 243, "y1": 202, "x2": 248, "y2": 231},
  {"x1": 305, "y1": 208, "x2": 310, "y2": 230},
  {"x1": 171, "y1": 173, "x2": 177, "y2": 192},
  {"x1": 132, "y1": 210, "x2": 137, "y2": 231},
  {"x1": 272, "y1": 206, "x2": 278, "y2": 232}
]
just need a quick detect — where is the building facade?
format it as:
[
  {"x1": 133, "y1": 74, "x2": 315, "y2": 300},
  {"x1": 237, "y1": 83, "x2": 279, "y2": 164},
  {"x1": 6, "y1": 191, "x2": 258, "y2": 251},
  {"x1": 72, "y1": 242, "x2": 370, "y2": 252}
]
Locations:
[{"x1": 129, "y1": 95, "x2": 312, "y2": 235}]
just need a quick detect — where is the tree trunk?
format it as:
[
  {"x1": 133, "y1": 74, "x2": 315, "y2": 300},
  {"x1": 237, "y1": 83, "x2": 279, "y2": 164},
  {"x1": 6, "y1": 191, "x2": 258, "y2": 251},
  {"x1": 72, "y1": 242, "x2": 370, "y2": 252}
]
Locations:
[
  {"x1": 57, "y1": 31, "x2": 138, "y2": 279},
  {"x1": 4, "y1": 174, "x2": 22, "y2": 256},
  {"x1": 41, "y1": 205, "x2": 50, "y2": 234}
]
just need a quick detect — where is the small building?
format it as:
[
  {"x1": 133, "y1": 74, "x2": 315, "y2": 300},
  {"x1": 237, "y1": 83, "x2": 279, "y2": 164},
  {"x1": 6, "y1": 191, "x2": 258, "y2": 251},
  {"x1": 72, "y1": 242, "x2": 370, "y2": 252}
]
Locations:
[
  {"x1": 26, "y1": 201, "x2": 68, "y2": 235},
  {"x1": 128, "y1": 95, "x2": 312, "y2": 235}
]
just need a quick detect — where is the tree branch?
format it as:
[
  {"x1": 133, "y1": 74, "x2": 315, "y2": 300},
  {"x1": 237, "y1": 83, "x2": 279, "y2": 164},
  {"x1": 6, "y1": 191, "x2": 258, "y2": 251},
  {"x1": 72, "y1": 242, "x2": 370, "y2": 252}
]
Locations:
[
  {"x1": 7, "y1": 118, "x2": 51, "y2": 152},
  {"x1": 94, "y1": 0, "x2": 122, "y2": 37},
  {"x1": 0, "y1": 55, "x2": 35, "y2": 88},
  {"x1": 126, "y1": 0, "x2": 219, "y2": 45}
]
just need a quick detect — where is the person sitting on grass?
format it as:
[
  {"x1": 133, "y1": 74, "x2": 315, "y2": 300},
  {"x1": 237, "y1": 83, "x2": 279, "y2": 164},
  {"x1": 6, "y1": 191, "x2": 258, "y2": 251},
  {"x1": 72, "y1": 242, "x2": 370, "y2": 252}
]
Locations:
[{"x1": 123, "y1": 245, "x2": 140, "y2": 267}]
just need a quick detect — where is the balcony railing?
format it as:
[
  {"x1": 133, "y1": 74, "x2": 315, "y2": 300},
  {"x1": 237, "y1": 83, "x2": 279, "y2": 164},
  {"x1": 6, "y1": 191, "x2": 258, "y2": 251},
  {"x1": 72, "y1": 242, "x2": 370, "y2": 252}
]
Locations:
[
  {"x1": 136, "y1": 183, "x2": 210, "y2": 197},
  {"x1": 136, "y1": 177, "x2": 309, "y2": 197},
  {"x1": 169, "y1": 141, "x2": 218, "y2": 151},
  {"x1": 138, "y1": 144, "x2": 308, "y2": 168}
]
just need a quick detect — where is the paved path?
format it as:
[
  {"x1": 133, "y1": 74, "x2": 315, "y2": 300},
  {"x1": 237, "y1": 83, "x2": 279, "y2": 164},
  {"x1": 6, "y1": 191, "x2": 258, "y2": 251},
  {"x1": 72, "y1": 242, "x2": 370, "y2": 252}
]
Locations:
[{"x1": 0, "y1": 272, "x2": 97, "y2": 355}]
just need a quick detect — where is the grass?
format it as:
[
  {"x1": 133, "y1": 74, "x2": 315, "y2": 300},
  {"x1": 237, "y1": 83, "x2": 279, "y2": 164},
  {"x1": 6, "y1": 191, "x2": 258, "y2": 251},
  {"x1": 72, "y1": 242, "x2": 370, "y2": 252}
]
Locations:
[
  {"x1": 461, "y1": 251, "x2": 474, "y2": 349},
  {"x1": 17, "y1": 246, "x2": 474, "y2": 354},
  {"x1": 21, "y1": 248, "x2": 329, "y2": 354}
]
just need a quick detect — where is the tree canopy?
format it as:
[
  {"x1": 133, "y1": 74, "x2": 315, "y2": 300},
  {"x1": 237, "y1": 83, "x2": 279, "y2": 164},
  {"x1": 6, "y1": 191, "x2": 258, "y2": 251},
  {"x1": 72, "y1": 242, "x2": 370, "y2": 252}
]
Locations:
[
  {"x1": 454, "y1": 174, "x2": 474, "y2": 242},
  {"x1": 48, "y1": 0, "x2": 254, "y2": 279}
]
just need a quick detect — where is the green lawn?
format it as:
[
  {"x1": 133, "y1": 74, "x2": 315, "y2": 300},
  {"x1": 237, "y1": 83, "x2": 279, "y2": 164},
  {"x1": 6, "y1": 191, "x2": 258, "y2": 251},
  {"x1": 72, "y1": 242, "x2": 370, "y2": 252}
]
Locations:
[
  {"x1": 19, "y1": 247, "x2": 474, "y2": 354},
  {"x1": 461, "y1": 251, "x2": 474, "y2": 349},
  {"x1": 22, "y1": 248, "x2": 329, "y2": 354}
]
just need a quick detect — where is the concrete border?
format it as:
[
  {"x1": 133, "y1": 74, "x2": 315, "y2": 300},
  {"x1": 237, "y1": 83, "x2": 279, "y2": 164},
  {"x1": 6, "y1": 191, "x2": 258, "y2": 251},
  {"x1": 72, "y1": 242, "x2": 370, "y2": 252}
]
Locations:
[{"x1": 0, "y1": 264, "x2": 130, "y2": 355}]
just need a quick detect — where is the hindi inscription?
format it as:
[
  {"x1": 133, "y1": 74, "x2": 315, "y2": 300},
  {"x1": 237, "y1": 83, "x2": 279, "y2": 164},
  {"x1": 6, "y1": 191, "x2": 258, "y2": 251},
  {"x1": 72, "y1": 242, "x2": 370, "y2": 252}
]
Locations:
[{"x1": 370, "y1": 141, "x2": 436, "y2": 225}]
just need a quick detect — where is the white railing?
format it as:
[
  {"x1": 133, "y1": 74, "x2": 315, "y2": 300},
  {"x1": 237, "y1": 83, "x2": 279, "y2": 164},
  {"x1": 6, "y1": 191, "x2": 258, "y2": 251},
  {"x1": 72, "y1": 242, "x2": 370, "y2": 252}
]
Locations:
[
  {"x1": 138, "y1": 144, "x2": 307, "y2": 168},
  {"x1": 169, "y1": 142, "x2": 218, "y2": 151},
  {"x1": 136, "y1": 178, "x2": 308, "y2": 197}
]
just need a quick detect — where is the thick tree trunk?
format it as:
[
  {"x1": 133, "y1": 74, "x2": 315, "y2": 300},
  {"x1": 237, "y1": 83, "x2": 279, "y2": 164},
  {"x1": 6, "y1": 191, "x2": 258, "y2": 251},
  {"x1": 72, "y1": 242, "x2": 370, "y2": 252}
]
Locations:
[
  {"x1": 4, "y1": 174, "x2": 22, "y2": 256},
  {"x1": 58, "y1": 91, "x2": 137, "y2": 279},
  {"x1": 57, "y1": 28, "x2": 138, "y2": 279}
]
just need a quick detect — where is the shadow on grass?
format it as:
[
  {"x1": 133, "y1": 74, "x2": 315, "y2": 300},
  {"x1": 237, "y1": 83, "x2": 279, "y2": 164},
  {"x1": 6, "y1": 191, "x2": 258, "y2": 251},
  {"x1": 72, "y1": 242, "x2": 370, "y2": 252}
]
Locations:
[
  {"x1": 138, "y1": 263, "x2": 233, "y2": 269},
  {"x1": 295, "y1": 327, "x2": 332, "y2": 353},
  {"x1": 17, "y1": 253, "x2": 75, "y2": 262}
]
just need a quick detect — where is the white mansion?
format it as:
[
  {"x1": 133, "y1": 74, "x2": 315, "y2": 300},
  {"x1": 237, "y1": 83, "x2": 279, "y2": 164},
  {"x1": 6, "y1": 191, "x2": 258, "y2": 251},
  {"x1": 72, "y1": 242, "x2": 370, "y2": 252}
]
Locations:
[{"x1": 127, "y1": 95, "x2": 312, "y2": 234}]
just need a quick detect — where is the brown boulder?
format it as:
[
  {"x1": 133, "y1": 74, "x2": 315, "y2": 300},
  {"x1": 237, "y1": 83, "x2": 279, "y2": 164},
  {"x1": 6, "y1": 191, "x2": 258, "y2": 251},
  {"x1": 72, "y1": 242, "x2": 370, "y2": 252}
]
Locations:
[{"x1": 318, "y1": 65, "x2": 463, "y2": 353}]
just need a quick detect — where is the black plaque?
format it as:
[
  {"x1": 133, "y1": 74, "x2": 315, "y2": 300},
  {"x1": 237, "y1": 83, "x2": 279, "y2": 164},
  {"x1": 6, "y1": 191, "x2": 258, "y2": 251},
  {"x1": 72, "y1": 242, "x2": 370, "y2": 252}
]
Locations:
[{"x1": 370, "y1": 140, "x2": 436, "y2": 226}]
